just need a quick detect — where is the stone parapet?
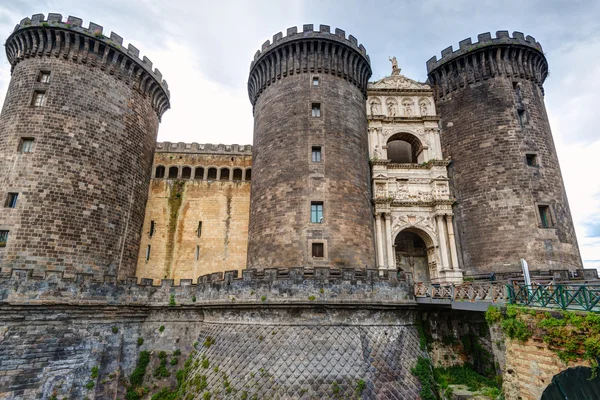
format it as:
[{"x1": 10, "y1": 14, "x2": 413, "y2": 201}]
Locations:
[
  {"x1": 0, "y1": 267, "x2": 414, "y2": 306},
  {"x1": 6, "y1": 13, "x2": 170, "y2": 118},
  {"x1": 156, "y1": 141, "x2": 253, "y2": 154},
  {"x1": 248, "y1": 24, "x2": 372, "y2": 104}
]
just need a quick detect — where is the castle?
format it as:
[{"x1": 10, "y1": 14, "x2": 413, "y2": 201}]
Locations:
[{"x1": 0, "y1": 12, "x2": 590, "y2": 400}]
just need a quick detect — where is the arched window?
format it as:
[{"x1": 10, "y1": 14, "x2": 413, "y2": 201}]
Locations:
[
  {"x1": 155, "y1": 165, "x2": 165, "y2": 178},
  {"x1": 181, "y1": 167, "x2": 191, "y2": 179},
  {"x1": 207, "y1": 168, "x2": 217, "y2": 180},
  {"x1": 232, "y1": 169, "x2": 243, "y2": 181},
  {"x1": 194, "y1": 167, "x2": 204, "y2": 180},
  {"x1": 387, "y1": 133, "x2": 423, "y2": 164},
  {"x1": 245, "y1": 168, "x2": 252, "y2": 181},
  {"x1": 220, "y1": 168, "x2": 230, "y2": 180},
  {"x1": 168, "y1": 166, "x2": 179, "y2": 179}
]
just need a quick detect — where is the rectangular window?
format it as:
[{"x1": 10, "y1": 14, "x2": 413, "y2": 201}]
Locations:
[
  {"x1": 38, "y1": 71, "x2": 51, "y2": 83},
  {"x1": 538, "y1": 205, "x2": 551, "y2": 228},
  {"x1": 32, "y1": 91, "x2": 46, "y2": 107},
  {"x1": 149, "y1": 220, "x2": 156, "y2": 237},
  {"x1": 312, "y1": 77, "x2": 319, "y2": 86},
  {"x1": 0, "y1": 230, "x2": 8, "y2": 247},
  {"x1": 312, "y1": 243, "x2": 324, "y2": 258},
  {"x1": 18, "y1": 138, "x2": 34, "y2": 153},
  {"x1": 197, "y1": 221, "x2": 203, "y2": 238},
  {"x1": 526, "y1": 154, "x2": 538, "y2": 167},
  {"x1": 145, "y1": 245, "x2": 151, "y2": 261},
  {"x1": 195, "y1": 245, "x2": 200, "y2": 261},
  {"x1": 5, "y1": 193, "x2": 18, "y2": 208},
  {"x1": 311, "y1": 202, "x2": 323, "y2": 223},
  {"x1": 312, "y1": 146, "x2": 322, "y2": 162},
  {"x1": 517, "y1": 109, "x2": 525, "y2": 127},
  {"x1": 311, "y1": 103, "x2": 321, "y2": 117}
]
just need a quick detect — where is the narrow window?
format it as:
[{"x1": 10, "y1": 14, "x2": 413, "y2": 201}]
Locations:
[
  {"x1": 312, "y1": 146, "x2": 322, "y2": 162},
  {"x1": 38, "y1": 71, "x2": 51, "y2": 83},
  {"x1": 312, "y1": 243, "x2": 324, "y2": 258},
  {"x1": 232, "y1": 169, "x2": 243, "y2": 181},
  {"x1": 311, "y1": 103, "x2": 321, "y2": 117},
  {"x1": 168, "y1": 166, "x2": 178, "y2": 179},
  {"x1": 312, "y1": 77, "x2": 319, "y2": 86},
  {"x1": 220, "y1": 168, "x2": 230, "y2": 180},
  {"x1": 181, "y1": 167, "x2": 192, "y2": 179},
  {"x1": 18, "y1": 138, "x2": 34, "y2": 153},
  {"x1": 145, "y1": 245, "x2": 151, "y2": 261},
  {"x1": 517, "y1": 109, "x2": 525, "y2": 127},
  {"x1": 197, "y1": 221, "x2": 202, "y2": 238},
  {"x1": 32, "y1": 91, "x2": 46, "y2": 107},
  {"x1": 149, "y1": 220, "x2": 156, "y2": 237},
  {"x1": 526, "y1": 154, "x2": 538, "y2": 167},
  {"x1": 538, "y1": 205, "x2": 551, "y2": 228},
  {"x1": 5, "y1": 193, "x2": 18, "y2": 208},
  {"x1": 311, "y1": 201, "x2": 323, "y2": 223},
  {"x1": 245, "y1": 168, "x2": 251, "y2": 181},
  {"x1": 155, "y1": 166, "x2": 165, "y2": 178},
  {"x1": 207, "y1": 168, "x2": 217, "y2": 180},
  {"x1": 0, "y1": 230, "x2": 8, "y2": 247},
  {"x1": 194, "y1": 167, "x2": 204, "y2": 180},
  {"x1": 195, "y1": 245, "x2": 200, "y2": 261}
]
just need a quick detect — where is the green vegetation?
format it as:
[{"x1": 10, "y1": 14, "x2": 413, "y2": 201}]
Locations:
[
  {"x1": 173, "y1": 349, "x2": 181, "y2": 356},
  {"x1": 355, "y1": 379, "x2": 366, "y2": 396},
  {"x1": 486, "y1": 305, "x2": 600, "y2": 374},
  {"x1": 126, "y1": 351, "x2": 151, "y2": 400},
  {"x1": 201, "y1": 355, "x2": 210, "y2": 369},
  {"x1": 261, "y1": 295, "x2": 267, "y2": 302},
  {"x1": 410, "y1": 357, "x2": 437, "y2": 400},
  {"x1": 159, "y1": 325, "x2": 165, "y2": 332},
  {"x1": 192, "y1": 295, "x2": 197, "y2": 302},
  {"x1": 137, "y1": 338, "x2": 144, "y2": 346},
  {"x1": 434, "y1": 363, "x2": 500, "y2": 394},
  {"x1": 90, "y1": 366, "x2": 99, "y2": 379},
  {"x1": 169, "y1": 294, "x2": 176, "y2": 306},
  {"x1": 153, "y1": 357, "x2": 171, "y2": 379},
  {"x1": 203, "y1": 336, "x2": 216, "y2": 348},
  {"x1": 111, "y1": 326, "x2": 119, "y2": 334},
  {"x1": 170, "y1": 358, "x2": 178, "y2": 366},
  {"x1": 331, "y1": 381, "x2": 340, "y2": 395},
  {"x1": 84, "y1": 381, "x2": 95, "y2": 390},
  {"x1": 308, "y1": 295, "x2": 316, "y2": 301}
]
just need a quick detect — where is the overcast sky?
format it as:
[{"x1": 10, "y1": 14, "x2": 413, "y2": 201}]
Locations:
[{"x1": 1, "y1": 0, "x2": 599, "y2": 269}]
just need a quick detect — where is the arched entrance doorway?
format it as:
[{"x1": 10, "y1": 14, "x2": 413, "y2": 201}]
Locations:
[
  {"x1": 387, "y1": 132, "x2": 423, "y2": 164},
  {"x1": 394, "y1": 229, "x2": 431, "y2": 282},
  {"x1": 541, "y1": 366, "x2": 600, "y2": 399}
]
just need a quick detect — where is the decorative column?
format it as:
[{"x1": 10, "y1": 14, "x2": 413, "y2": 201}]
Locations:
[
  {"x1": 436, "y1": 214, "x2": 450, "y2": 270},
  {"x1": 384, "y1": 213, "x2": 394, "y2": 269},
  {"x1": 375, "y1": 213, "x2": 385, "y2": 268},
  {"x1": 446, "y1": 215, "x2": 460, "y2": 269}
]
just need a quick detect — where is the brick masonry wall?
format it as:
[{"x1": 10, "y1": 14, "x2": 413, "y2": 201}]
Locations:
[
  {"x1": 0, "y1": 54, "x2": 160, "y2": 279},
  {"x1": 248, "y1": 70, "x2": 375, "y2": 269},
  {"x1": 430, "y1": 48, "x2": 582, "y2": 274}
]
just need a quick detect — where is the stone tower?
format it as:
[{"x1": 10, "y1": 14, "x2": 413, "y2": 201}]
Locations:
[
  {"x1": 247, "y1": 25, "x2": 375, "y2": 269},
  {"x1": 426, "y1": 31, "x2": 582, "y2": 274},
  {"x1": 0, "y1": 14, "x2": 169, "y2": 278}
]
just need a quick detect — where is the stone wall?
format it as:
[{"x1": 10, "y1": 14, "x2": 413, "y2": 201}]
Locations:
[
  {"x1": 427, "y1": 31, "x2": 582, "y2": 274},
  {"x1": 136, "y1": 144, "x2": 252, "y2": 282},
  {"x1": 0, "y1": 14, "x2": 169, "y2": 279}
]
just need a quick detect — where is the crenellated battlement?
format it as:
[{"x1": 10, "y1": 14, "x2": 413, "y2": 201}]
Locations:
[
  {"x1": 6, "y1": 13, "x2": 170, "y2": 118},
  {"x1": 426, "y1": 31, "x2": 548, "y2": 97},
  {"x1": 0, "y1": 266, "x2": 414, "y2": 306},
  {"x1": 426, "y1": 31, "x2": 543, "y2": 73},
  {"x1": 156, "y1": 141, "x2": 253, "y2": 155},
  {"x1": 248, "y1": 24, "x2": 372, "y2": 105}
]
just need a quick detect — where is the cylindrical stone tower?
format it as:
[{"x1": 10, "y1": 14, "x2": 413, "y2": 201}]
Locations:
[
  {"x1": 0, "y1": 13, "x2": 169, "y2": 278},
  {"x1": 247, "y1": 25, "x2": 375, "y2": 269},
  {"x1": 426, "y1": 31, "x2": 582, "y2": 274}
]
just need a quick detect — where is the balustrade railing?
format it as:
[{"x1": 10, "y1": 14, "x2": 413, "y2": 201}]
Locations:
[{"x1": 413, "y1": 281, "x2": 507, "y2": 303}]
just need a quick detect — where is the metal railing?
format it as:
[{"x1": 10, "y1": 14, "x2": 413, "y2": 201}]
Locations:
[{"x1": 508, "y1": 283, "x2": 600, "y2": 312}]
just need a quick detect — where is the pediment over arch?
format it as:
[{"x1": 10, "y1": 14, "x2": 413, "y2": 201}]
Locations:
[{"x1": 369, "y1": 74, "x2": 431, "y2": 91}]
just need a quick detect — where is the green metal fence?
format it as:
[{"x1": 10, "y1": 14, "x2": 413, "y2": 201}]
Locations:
[{"x1": 508, "y1": 284, "x2": 600, "y2": 312}]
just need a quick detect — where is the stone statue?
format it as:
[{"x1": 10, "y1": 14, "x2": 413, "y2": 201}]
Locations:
[
  {"x1": 420, "y1": 102, "x2": 428, "y2": 116},
  {"x1": 404, "y1": 103, "x2": 412, "y2": 117},
  {"x1": 370, "y1": 101, "x2": 380, "y2": 116},
  {"x1": 387, "y1": 102, "x2": 396, "y2": 117},
  {"x1": 373, "y1": 145, "x2": 381, "y2": 158},
  {"x1": 389, "y1": 56, "x2": 400, "y2": 76}
]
